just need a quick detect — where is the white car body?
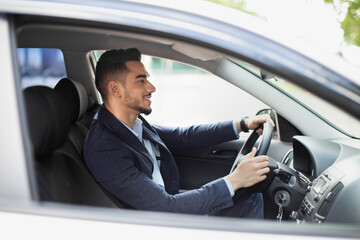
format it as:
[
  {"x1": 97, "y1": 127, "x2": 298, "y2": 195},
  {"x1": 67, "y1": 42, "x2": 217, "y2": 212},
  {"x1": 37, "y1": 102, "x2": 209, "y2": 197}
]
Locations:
[{"x1": 0, "y1": 0, "x2": 359, "y2": 239}]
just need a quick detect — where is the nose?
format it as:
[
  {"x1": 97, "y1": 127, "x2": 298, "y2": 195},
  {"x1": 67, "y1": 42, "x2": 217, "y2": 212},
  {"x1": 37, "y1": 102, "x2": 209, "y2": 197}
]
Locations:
[{"x1": 147, "y1": 80, "x2": 156, "y2": 93}]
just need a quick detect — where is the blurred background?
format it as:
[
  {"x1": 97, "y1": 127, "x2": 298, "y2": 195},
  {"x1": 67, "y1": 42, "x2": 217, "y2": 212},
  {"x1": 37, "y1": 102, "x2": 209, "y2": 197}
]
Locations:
[{"x1": 208, "y1": 0, "x2": 360, "y2": 66}]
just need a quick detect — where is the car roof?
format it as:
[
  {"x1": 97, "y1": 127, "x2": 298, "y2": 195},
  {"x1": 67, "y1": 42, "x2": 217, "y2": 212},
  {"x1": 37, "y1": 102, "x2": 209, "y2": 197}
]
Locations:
[{"x1": 2, "y1": 0, "x2": 359, "y2": 81}]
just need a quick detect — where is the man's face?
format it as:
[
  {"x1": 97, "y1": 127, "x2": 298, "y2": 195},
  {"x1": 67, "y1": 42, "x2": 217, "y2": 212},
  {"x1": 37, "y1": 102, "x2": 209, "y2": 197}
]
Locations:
[{"x1": 120, "y1": 61, "x2": 155, "y2": 115}]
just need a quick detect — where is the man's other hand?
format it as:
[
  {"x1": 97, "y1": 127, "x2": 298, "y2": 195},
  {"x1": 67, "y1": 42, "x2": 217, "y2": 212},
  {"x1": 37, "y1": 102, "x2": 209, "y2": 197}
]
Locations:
[{"x1": 226, "y1": 148, "x2": 270, "y2": 191}]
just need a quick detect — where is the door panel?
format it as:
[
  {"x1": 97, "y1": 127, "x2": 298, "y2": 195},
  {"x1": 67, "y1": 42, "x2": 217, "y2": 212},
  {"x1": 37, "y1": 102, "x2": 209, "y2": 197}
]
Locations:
[
  {"x1": 173, "y1": 139, "x2": 292, "y2": 190},
  {"x1": 173, "y1": 139, "x2": 245, "y2": 190}
]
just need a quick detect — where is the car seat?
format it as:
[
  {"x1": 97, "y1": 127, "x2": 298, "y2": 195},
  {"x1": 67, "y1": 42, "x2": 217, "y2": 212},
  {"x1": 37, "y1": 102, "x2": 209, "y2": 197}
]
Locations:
[
  {"x1": 24, "y1": 85, "x2": 72, "y2": 201},
  {"x1": 24, "y1": 81, "x2": 129, "y2": 208}
]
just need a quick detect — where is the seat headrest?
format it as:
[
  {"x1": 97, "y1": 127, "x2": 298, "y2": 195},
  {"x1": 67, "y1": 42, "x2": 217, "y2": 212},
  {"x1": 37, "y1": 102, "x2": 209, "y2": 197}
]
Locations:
[
  {"x1": 24, "y1": 86, "x2": 71, "y2": 158},
  {"x1": 54, "y1": 78, "x2": 88, "y2": 123}
]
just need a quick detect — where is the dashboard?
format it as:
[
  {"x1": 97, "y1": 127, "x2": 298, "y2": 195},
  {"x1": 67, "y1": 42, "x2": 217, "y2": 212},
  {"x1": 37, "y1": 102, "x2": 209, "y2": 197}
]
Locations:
[{"x1": 284, "y1": 136, "x2": 360, "y2": 224}]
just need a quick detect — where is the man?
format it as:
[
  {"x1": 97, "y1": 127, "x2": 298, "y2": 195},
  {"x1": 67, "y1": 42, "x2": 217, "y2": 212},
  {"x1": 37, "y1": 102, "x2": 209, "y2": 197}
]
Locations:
[{"x1": 84, "y1": 48, "x2": 272, "y2": 218}]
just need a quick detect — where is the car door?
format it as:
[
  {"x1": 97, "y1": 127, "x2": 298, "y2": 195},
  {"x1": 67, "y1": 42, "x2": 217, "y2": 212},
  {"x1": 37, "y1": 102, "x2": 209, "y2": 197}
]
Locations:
[
  {"x1": 173, "y1": 139, "x2": 243, "y2": 190},
  {"x1": 0, "y1": 14, "x2": 34, "y2": 202}
]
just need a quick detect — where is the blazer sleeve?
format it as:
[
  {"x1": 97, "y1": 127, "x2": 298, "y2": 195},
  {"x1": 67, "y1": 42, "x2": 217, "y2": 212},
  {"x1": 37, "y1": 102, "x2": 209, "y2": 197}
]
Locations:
[
  {"x1": 85, "y1": 145, "x2": 234, "y2": 215},
  {"x1": 153, "y1": 121, "x2": 238, "y2": 152}
]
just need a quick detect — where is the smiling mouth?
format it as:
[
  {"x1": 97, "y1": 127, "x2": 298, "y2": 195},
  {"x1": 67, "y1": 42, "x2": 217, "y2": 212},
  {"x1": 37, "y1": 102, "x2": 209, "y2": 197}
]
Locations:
[{"x1": 144, "y1": 94, "x2": 152, "y2": 103}]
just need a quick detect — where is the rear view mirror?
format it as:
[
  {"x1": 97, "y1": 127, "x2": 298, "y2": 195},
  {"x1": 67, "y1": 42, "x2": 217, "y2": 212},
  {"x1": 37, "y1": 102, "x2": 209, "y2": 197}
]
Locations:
[{"x1": 260, "y1": 69, "x2": 275, "y2": 80}]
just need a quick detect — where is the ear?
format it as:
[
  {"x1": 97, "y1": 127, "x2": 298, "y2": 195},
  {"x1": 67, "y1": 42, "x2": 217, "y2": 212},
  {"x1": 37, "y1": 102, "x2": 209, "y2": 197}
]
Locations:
[{"x1": 108, "y1": 80, "x2": 122, "y2": 97}]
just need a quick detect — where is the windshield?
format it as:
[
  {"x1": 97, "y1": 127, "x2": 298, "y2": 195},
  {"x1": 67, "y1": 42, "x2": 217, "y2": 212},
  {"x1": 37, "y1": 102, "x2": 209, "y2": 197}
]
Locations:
[{"x1": 234, "y1": 60, "x2": 360, "y2": 138}]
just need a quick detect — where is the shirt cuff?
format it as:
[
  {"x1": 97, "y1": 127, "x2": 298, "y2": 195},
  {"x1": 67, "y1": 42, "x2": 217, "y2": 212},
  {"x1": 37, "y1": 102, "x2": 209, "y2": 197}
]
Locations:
[
  {"x1": 232, "y1": 120, "x2": 240, "y2": 139},
  {"x1": 223, "y1": 177, "x2": 235, "y2": 197}
]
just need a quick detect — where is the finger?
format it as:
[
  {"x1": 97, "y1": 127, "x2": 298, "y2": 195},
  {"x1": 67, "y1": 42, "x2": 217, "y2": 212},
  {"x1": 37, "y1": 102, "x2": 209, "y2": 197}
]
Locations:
[
  {"x1": 258, "y1": 167, "x2": 270, "y2": 175},
  {"x1": 252, "y1": 155, "x2": 269, "y2": 163},
  {"x1": 257, "y1": 160, "x2": 269, "y2": 169},
  {"x1": 268, "y1": 118, "x2": 275, "y2": 127},
  {"x1": 247, "y1": 147, "x2": 257, "y2": 158},
  {"x1": 257, "y1": 115, "x2": 269, "y2": 123},
  {"x1": 256, "y1": 129, "x2": 263, "y2": 135},
  {"x1": 253, "y1": 174, "x2": 267, "y2": 185},
  {"x1": 263, "y1": 115, "x2": 275, "y2": 127},
  {"x1": 258, "y1": 115, "x2": 275, "y2": 127},
  {"x1": 259, "y1": 174, "x2": 267, "y2": 181}
]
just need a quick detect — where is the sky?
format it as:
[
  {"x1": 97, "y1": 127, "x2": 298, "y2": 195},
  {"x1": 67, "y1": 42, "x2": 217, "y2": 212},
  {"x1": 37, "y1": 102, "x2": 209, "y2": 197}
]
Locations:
[{"x1": 241, "y1": 0, "x2": 360, "y2": 66}]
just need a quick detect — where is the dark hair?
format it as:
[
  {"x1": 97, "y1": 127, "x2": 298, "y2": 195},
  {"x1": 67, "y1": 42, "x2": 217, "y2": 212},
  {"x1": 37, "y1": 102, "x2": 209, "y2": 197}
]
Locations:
[{"x1": 95, "y1": 48, "x2": 141, "y2": 98}]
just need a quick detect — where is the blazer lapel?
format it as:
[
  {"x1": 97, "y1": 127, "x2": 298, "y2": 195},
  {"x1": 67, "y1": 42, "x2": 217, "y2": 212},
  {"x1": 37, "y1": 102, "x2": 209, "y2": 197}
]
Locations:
[
  {"x1": 96, "y1": 106, "x2": 154, "y2": 169},
  {"x1": 142, "y1": 127, "x2": 169, "y2": 153},
  {"x1": 141, "y1": 120, "x2": 180, "y2": 194}
]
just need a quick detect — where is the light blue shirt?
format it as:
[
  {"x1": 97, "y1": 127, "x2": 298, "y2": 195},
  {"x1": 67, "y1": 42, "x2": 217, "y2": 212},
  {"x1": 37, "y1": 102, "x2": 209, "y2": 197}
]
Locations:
[
  {"x1": 121, "y1": 119, "x2": 238, "y2": 197},
  {"x1": 120, "y1": 118, "x2": 164, "y2": 187}
]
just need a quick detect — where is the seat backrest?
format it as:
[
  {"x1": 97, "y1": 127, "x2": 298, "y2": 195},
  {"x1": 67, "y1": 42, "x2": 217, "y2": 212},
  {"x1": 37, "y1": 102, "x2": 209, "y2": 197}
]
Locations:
[
  {"x1": 25, "y1": 81, "x2": 127, "y2": 208},
  {"x1": 53, "y1": 76, "x2": 99, "y2": 129},
  {"x1": 53, "y1": 78, "x2": 129, "y2": 208},
  {"x1": 54, "y1": 78, "x2": 89, "y2": 157},
  {"x1": 24, "y1": 86, "x2": 72, "y2": 201}
]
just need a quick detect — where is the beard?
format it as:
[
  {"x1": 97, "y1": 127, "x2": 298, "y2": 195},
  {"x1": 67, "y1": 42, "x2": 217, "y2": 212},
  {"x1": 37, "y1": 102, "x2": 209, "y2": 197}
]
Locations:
[
  {"x1": 137, "y1": 107, "x2": 152, "y2": 115},
  {"x1": 124, "y1": 90, "x2": 152, "y2": 115}
]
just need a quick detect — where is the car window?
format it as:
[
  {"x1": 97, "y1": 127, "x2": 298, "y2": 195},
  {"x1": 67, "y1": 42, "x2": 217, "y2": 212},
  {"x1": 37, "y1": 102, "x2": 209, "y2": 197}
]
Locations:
[
  {"x1": 17, "y1": 48, "x2": 66, "y2": 88},
  {"x1": 93, "y1": 51, "x2": 268, "y2": 127},
  {"x1": 270, "y1": 77, "x2": 360, "y2": 138},
  {"x1": 232, "y1": 58, "x2": 360, "y2": 138}
]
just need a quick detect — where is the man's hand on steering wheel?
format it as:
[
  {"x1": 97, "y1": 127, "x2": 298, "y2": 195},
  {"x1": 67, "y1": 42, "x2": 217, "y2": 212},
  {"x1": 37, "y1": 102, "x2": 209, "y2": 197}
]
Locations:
[
  {"x1": 235, "y1": 114, "x2": 275, "y2": 135},
  {"x1": 226, "y1": 147, "x2": 270, "y2": 191},
  {"x1": 227, "y1": 114, "x2": 277, "y2": 192}
]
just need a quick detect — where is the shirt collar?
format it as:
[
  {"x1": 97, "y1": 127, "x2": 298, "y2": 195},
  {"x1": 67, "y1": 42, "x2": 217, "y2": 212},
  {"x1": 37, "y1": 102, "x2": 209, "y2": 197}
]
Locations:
[{"x1": 118, "y1": 117, "x2": 143, "y2": 142}]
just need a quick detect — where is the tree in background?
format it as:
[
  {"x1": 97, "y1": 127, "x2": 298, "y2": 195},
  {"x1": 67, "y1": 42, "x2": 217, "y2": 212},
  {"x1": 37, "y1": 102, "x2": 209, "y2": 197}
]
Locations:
[{"x1": 324, "y1": 0, "x2": 360, "y2": 47}]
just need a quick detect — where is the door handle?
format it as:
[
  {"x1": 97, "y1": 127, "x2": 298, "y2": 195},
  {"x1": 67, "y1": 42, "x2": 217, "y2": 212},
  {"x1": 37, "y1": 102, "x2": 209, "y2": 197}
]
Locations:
[{"x1": 210, "y1": 149, "x2": 237, "y2": 159}]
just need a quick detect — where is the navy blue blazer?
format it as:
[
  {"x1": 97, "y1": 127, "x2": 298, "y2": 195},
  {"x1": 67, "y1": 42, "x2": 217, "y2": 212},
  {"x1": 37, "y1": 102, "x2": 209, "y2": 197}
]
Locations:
[{"x1": 84, "y1": 105, "x2": 239, "y2": 214}]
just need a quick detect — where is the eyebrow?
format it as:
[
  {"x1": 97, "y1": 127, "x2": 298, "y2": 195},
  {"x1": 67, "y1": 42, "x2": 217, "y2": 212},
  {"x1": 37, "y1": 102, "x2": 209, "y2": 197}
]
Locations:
[{"x1": 136, "y1": 74, "x2": 149, "y2": 79}]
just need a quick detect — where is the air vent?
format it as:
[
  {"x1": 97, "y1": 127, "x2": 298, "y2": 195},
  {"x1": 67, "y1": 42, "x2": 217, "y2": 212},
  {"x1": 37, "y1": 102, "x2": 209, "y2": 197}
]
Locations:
[{"x1": 318, "y1": 182, "x2": 344, "y2": 217}]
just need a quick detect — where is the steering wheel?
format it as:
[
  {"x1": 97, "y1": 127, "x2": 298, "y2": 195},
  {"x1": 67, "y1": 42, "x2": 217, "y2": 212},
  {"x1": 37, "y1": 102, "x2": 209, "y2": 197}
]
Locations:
[{"x1": 230, "y1": 120, "x2": 278, "y2": 192}]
